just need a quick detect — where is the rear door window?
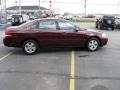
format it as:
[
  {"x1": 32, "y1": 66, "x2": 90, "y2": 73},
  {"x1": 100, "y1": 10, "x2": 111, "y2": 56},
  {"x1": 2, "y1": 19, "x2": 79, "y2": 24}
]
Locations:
[{"x1": 32, "y1": 21, "x2": 57, "y2": 30}]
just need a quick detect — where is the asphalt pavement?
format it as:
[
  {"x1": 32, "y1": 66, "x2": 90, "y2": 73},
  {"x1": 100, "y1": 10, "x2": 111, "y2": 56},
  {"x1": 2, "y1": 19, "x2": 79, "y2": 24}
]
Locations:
[{"x1": 0, "y1": 23, "x2": 120, "y2": 90}]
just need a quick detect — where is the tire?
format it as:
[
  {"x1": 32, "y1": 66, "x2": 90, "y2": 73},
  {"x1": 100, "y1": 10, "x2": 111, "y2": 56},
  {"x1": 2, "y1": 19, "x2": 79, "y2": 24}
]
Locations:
[
  {"x1": 96, "y1": 24, "x2": 98, "y2": 28},
  {"x1": 22, "y1": 40, "x2": 39, "y2": 55},
  {"x1": 98, "y1": 24, "x2": 102, "y2": 30},
  {"x1": 87, "y1": 38, "x2": 100, "y2": 51},
  {"x1": 111, "y1": 27, "x2": 114, "y2": 30},
  {"x1": 100, "y1": 25, "x2": 103, "y2": 30}
]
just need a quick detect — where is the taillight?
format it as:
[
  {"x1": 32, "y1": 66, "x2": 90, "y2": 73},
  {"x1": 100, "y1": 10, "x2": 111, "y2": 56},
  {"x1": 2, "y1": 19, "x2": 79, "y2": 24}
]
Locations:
[{"x1": 5, "y1": 29, "x2": 14, "y2": 37}]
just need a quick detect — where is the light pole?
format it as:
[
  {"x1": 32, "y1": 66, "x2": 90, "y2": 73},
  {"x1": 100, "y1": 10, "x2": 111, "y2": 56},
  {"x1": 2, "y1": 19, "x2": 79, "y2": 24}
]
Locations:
[{"x1": 19, "y1": 0, "x2": 21, "y2": 15}]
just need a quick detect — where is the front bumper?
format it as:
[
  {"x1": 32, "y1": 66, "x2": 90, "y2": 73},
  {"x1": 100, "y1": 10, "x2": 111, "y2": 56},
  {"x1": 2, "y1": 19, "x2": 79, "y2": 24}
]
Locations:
[{"x1": 100, "y1": 38, "x2": 108, "y2": 46}]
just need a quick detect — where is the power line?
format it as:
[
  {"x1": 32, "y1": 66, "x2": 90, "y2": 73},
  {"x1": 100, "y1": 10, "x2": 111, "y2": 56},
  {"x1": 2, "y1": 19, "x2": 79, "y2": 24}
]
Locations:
[{"x1": 6, "y1": 1, "x2": 119, "y2": 6}]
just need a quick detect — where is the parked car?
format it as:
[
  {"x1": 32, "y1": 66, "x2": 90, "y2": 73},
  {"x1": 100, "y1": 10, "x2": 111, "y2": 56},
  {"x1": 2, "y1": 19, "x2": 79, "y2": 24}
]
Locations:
[
  {"x1": 115, "y1": 16, "x2": 120, "y2": 29},
  {"x1": 29, "y1": 16, "x2": 37, "y2": 20},
  {"x1": 3, "y1": 18, "x2": 108, "y2": 55},
  {"x1": 63, "y1": 15, "x2": 72, "y2": 20},
  {"x1": 11, "y1": 14, "x2": 29, "y2": 26},
  {"x1": 11, "y1": 15, "x2": 23, "y2": 26},
  {"x1": 96, "y1": 15, "x2": 115, "y2": 30}
]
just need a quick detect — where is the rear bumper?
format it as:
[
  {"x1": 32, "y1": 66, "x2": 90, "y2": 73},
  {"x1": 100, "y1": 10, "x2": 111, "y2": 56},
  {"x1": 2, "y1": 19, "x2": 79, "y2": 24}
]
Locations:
[
  {"x1": 102, "y1": 23, "x2": 114, "y2": 27},
  {"x1": 3, "y1": 36, "x2": 21, "y2": 47}
]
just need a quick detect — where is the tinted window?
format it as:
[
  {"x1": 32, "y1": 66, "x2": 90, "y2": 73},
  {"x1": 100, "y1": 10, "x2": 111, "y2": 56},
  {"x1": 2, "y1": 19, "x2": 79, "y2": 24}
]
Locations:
[
  {"x1": 58, "y1": 21, "x2": 75, "y2": 30},
  {"x1": 31, "y1": 21, "x2": 56, "y2": 30},
  {"x1": 32, "y1": 21, "x2": 56, "y2": 30},
  {"x1": 103, "y1": 16, "x2": 115, "y2": 19}
]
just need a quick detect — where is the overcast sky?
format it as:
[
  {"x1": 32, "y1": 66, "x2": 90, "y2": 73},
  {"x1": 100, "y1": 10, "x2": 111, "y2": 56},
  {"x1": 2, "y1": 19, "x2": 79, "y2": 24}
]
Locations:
[{"x1": 3, "y1": 0, "x2": 120, "y2": 14}]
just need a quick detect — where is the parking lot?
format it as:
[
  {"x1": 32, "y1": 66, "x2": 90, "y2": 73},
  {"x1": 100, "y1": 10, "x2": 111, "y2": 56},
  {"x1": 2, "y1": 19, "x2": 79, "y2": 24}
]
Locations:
[{"x1": 0, "y1": 23, "x2": 120, "y2": 90}]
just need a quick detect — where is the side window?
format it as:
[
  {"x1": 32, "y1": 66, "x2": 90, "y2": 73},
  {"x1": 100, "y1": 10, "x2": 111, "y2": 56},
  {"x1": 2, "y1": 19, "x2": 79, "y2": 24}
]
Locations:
[
  {"x1": 31, "y1": 23, "x2": 37, "y2": 29},
  {"x1": 58, "y1": 21, "x2": 75, "y2": 30},
  {"x1": 39, "y1": 21, "x2": 56, "y2": 30},
  {"x1": 31, "y1": 21, "x2": 57, "y2": 30}
]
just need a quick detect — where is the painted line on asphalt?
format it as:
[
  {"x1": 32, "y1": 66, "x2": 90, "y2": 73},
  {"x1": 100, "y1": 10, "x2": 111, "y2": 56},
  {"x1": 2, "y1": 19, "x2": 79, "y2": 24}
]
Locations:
[
  {"x1": 69, "y1": 50, "x2": 75, "y2": 90},
  {"x1": 0, "y1": 52, "x2": 12, "y2": 63}
]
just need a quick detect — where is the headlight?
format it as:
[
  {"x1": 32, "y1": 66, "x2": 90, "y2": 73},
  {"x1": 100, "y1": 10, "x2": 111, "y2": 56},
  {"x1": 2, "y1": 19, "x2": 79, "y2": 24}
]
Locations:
[{"x1": 102, "y1": 33, "x2": 107, "y2": 38}]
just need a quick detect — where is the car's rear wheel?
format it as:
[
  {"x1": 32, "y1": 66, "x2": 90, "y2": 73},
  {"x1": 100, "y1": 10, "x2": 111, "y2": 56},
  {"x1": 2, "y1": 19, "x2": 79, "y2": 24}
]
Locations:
[
  {"x1": 22, "y1": 40, "x2": 39, "y2": 55},
  {"x1": 87, "y1": 38, "x2": 100, "y2": 51}
]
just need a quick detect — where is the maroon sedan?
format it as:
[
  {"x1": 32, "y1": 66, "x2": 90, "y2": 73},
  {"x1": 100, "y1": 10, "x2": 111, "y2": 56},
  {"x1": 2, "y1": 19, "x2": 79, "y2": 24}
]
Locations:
[{"x1": 3, "y1": 18, "x2": 108, "y2": 55}]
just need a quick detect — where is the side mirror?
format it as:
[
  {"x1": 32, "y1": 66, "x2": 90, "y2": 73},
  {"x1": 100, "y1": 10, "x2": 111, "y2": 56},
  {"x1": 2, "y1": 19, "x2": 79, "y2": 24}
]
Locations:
[{"x1": 74, "y1": 27, "x2": 80, "y2": 32}]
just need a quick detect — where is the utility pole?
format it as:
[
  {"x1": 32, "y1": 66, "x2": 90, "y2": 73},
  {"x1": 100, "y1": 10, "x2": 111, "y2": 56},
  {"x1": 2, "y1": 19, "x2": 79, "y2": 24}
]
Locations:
[
  {"x1": 117, "y1": 2, "x2": 119, "y2": 14},
  {"x1": 83, "y1": 0, "x2": 87, "y2": 17},
  {"x1": 39, "y1": 0, "x2": 41, "y2": 12},
  {"x1": 38, "y1": 0, "x2": 42, "y2": 17},
  {"x1": 50, "y1": 0, "x2": 52, "y2": 8},
  {"x1": 15, "y1": 0, "x2": 18, "y2": 14},
  {"x1": 19, "y1": 0, "x2": 21, "y2": 15}
]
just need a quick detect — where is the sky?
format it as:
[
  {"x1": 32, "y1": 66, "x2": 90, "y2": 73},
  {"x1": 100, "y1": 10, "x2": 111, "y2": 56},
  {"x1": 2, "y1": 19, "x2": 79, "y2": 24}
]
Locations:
[{"x1": 2, "y1": 0, "x2": 120, "y2": 14}]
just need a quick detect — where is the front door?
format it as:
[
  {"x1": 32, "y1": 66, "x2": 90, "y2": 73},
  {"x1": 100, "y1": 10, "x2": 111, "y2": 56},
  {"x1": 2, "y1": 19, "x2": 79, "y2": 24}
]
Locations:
[{"x1": 57, "y1": 21, "x2": 86, "y2": 47}]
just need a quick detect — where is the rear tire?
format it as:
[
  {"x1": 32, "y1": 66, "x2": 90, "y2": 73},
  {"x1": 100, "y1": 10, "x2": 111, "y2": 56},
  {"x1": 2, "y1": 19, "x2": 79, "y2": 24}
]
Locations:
[
  {"x1": 86, "y1": 38, "x2": 100, "y2": 51},
  {"x1": 22, "y1": 40, "x2": 39, "y2": 55}
]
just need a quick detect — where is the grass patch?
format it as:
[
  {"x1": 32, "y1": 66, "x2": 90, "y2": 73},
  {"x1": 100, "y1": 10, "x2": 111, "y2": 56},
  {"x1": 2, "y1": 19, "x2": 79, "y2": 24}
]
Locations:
[{"x1": 70, "y1": 18, "x2": 96, "y2": 23}]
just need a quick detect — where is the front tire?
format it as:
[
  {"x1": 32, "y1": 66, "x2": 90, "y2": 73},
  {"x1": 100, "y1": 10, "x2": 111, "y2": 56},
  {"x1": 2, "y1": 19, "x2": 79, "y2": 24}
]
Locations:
[
  {"x1": 87, "y1": 38, "x2": 100, "y2": 51},
  {"x1": 22, "y1": 40, "x2": 39, "y2": 55},
  {"x1": 111, "y1": 27, "x2": 114, "y2": 30},
  {"x1": 96, "y1": 24, "x2": 98, "y2": 28},
  {"x1": 98, "y1": 24, "x2": 103, "y2": 30}
]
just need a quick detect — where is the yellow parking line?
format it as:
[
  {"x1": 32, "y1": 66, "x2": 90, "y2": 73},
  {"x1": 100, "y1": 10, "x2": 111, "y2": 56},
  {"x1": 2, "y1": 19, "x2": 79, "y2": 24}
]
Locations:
[
  {"x1": 0, "y1": 52, "x2": 12, "y2": 62},
  {"x1": 69, "y1": 50, "x2": 75, "y2": 90}
]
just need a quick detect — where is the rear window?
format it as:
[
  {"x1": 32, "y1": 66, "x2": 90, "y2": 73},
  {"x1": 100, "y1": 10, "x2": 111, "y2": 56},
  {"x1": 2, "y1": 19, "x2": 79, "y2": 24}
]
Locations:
[
  {"x1": 103, "y1": 16, "x2": 115, "y2": 19},
  {"x1": 12, "y1": 15, "x2": 22, "y2": 18}
]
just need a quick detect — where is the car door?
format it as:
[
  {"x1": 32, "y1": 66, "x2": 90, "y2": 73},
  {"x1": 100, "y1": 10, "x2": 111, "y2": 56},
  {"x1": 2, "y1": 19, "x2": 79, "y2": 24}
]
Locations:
[
  {"x1": 57, "y1": 21, "x2": 86, "y2": 47},
  {"x1": 31, "y1": 20, "x2": 66, "y2": 47}
]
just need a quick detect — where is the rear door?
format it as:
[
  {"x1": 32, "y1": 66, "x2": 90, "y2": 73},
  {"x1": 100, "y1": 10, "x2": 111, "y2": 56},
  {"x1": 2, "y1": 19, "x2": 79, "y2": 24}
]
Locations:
[{"x1": 31, "y1": 20, "x2": 65, "y2": 47}]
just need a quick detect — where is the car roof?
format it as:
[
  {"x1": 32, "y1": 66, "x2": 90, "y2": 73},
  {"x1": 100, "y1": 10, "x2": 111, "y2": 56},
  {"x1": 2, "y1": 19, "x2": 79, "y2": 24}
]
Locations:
[
  {"x1": 18, "y1": 18, "x2": 69, "y2": 27},
  {"x1": 103, "y1": 15, "x2": 115, "y2": 18},
  {"x1": 32, "y1": 18, "x2": 67, "y2": 22}
]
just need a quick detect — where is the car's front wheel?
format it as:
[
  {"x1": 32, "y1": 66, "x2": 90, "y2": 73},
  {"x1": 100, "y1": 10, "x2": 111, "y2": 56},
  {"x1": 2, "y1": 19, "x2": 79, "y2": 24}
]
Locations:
[
  {"x1": 98, "y1": 24, "x2": 103, "y2": 30},
  {"x1": 111, "y1": 26, "x2": 114, "y2": 30},
  {"x1": 87, "y1": 38, "x2": 100, "y2": 51},
  {"x1": 22, "y1": 40, "x2": 39, "y2": 55},
  {"x1": 96, "y1": 24, "x2": 98, "y2": 28}
]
